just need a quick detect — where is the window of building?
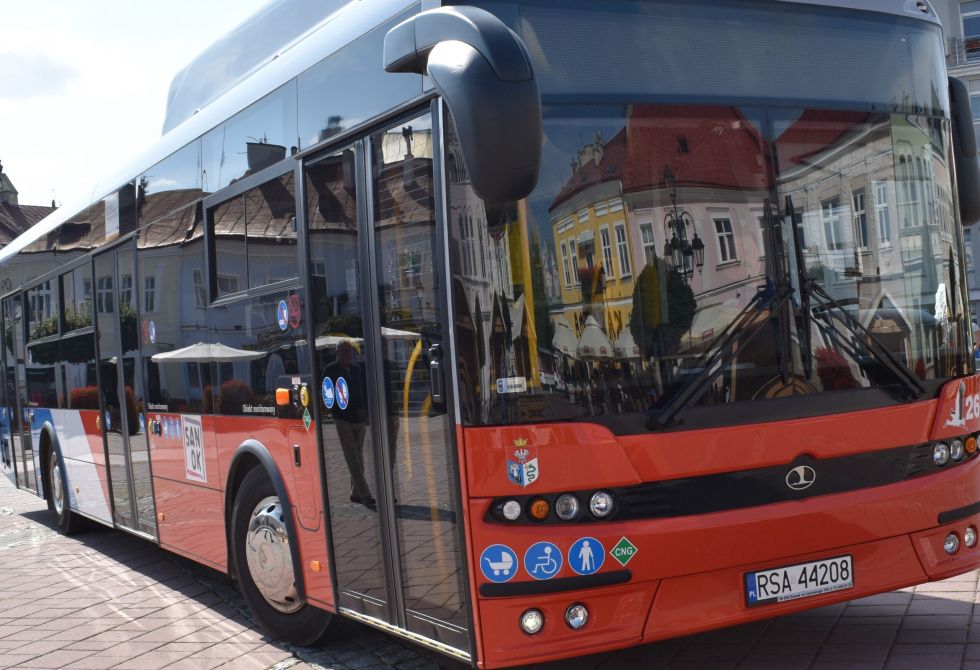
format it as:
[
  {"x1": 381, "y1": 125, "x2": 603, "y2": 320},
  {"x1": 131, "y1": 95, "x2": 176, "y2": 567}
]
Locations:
[
  {"x1": 963, "y1": 1, "x2": 980, "y2": 39},
  {"x1": 119, "y1": 274, "x2": 133, "y2": 309},
  {"x1": 614, "y1": 223, "x2": 631, "y2": 278},
  {"x1": 821, "y1": 199, "x2": 844, "y2": 250},
  {"x1": 577, "y1": 207, "x2": 589, "y2": 224},
  {"x1": 714, "y1": 218, "x2": 738, "y2": 262},
  {"x1": 97, "y1": 276, "x2": 113, "y2": 313},
  {"x1": 853, "y1": 190, "x2": 869, "y2": 248},
  {"x1": 600, "y1": 226, "x2": 614, "y2": 278},
  {"x1": 640, "y1": 223, "x2": 657, "y2": 267},
  {"x1": 193, "y1": 269, "x2": 207, "y2": 307},
  {"x1": 569, "y1": 239, "x2": 580, "y2": 286},
  {"x1": 561, "y1": 241, "x2": 571, "y2": 288},
  {"x1": 874, "y1": 181, "x2": 892, "y2": 244},
  {"x1": 595, "y1": 201, "x2": 608, "y2": 217},
  {"x1": 144, "y1": 276, "x2": 156, "y2": 313},
  {"x1": 609, "y1": 198, "x2": 624, "y2": 213}
]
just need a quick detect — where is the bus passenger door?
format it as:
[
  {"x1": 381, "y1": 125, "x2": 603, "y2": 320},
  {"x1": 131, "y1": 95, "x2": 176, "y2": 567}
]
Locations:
[
  {"x1": 94, "y1": 246, "x2": 155, "y2": 535},
  {"x1": 4, "y1": 294, "x2": 39, "y2": 493},
  {"x1": 368, "y1": 111, "x2": 469, "y2": 652}
]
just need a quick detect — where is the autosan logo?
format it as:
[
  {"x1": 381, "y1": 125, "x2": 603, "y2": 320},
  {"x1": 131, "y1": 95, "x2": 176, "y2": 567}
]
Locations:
[{"x1": 785, "y1": 465, "x2": 816, "y2": 491}]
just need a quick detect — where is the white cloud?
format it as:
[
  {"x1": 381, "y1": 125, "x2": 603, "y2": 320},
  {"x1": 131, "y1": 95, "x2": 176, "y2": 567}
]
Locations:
[{"x1": 0, "y1": 53, "x2": 79, "y2": 100}]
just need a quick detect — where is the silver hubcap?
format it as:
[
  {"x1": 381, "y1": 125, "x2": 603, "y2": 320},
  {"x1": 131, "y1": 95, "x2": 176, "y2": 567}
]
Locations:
[
  {"x1": 245, "y1": 496, "x2": 300, "y2": 613},
  {"x1": 51, "y1": 457, "x2": 65, "y2": 516}
]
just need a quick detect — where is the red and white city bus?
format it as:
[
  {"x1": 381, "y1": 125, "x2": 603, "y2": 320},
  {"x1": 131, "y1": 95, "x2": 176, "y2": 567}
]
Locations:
[{"x1": 2, "y1": 0, "x2": 980, "y2": 666}]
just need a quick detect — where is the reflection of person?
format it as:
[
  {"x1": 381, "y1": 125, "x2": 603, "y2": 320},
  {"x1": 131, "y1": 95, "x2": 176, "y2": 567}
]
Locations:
[
  {"x1": 324, "y1": 340, "x2": 373, "y2": 505},
  {"x1": 972, "y1": 322, "x2": 979, "y2": 355}
]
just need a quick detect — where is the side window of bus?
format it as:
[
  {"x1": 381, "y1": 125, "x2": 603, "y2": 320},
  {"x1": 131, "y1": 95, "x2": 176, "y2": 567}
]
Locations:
[
  {"x1": 139, "y1": 203, "x2": 213, "y2": 414},
  {"x1": 211, "y1": 172, "x2": 298, "y2": 299},
  {"x1": 26, "y1": 282, "x2": 60, "y2": 410},
  {"x1": 137, "y1": 140, "x2": 203, "y2": 228},
  {"x1": 208, "y1": 291, "x2": 306, "y2": 417},
  {"x1": 61, "y1": 267, "x2": 97, "y2": 412}
]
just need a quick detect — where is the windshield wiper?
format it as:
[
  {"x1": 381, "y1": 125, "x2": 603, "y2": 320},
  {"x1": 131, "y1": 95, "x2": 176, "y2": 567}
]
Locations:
[
  {"x1": 781, "y1": 196, "x2": 925, "y2": 402},
  {"x1": 644, "y1": 281, "x2": 795, "y2": 430}
]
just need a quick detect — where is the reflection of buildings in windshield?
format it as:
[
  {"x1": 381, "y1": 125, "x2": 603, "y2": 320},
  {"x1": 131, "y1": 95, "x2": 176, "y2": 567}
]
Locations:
[{"x1": 449, "y1": 104, "x2": 970, "y2": 425}]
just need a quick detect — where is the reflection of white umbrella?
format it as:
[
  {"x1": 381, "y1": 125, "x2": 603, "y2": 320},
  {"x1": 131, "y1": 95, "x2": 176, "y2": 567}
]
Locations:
[
  {"x1": 151, "y1": 342, "x2": 265, "y2": 362},
  {"x1": 681, "y1": 301, "x2": 742, "y2": 350},
  {"x1": 576, "y1": 316, "x2": 614, "y2": 360},
  {"x1": 614, "y1": 329, "x2": 641, "y2": 359},
  {"x1": 552, "y1": 317, "x2": 578, "y2": 358},
  {"x1": 381, "y1": 326, "x2": 420, "y2": 340},
  {"x1": 314, "y1": 335, "x2": 364, "y2": 349}
]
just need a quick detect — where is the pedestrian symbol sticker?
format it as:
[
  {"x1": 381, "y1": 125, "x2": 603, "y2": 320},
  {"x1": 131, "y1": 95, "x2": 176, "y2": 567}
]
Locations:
[
  {"x1": 336, "y1": 377, "x2": 349, "y2": 410},
  {"x1": 480, "y1": 544, "x2": 518, "y2": 583},
  {"x1": 163, "y1": 417, "x2": 169, "y2": 439},
  {"x1": 169, "y1": 417, "x2": 175, "y2": 438},
  {"x1": 149, "y1": 321, "x2": 156, "y2": 344},
  {"x1": 277, "y1": 300, "x2": 289, "y2": 331},
  {"x1": 104, "y1": 411, "x2": 111, "y2": 432},
  {"x1": 570, "y1": 537, "x2": 604, "y2": 575},
  {"x1": 525, "y1": 541, "x2": 562, "y2": 580},
  {"x1": 139, "y1": 413, "x2": 145, "y2": 433},
  {"x1": 611, "y1": 537, "x2": 638, "y2": 567},
  {"x1": 175, "y1": 417, "x2": 181, "y2": 437},
  {"x1": 322, "y1": 377, "x2": 335, "y2": 409}
]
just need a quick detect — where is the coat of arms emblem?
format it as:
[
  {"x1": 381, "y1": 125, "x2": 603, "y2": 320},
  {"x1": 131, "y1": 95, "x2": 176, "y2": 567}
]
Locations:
[{"x1": 507, "y1": 439, "x2": 539, "y2": 487}]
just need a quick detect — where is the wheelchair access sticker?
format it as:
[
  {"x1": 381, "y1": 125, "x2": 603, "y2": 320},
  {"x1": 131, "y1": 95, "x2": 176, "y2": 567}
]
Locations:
[
  {"x1": 525, "y1": 541, "x2": 562, "y2": 580},
  {"x1": 480, "y1": 544, "x2": 518, "y2": 583}
]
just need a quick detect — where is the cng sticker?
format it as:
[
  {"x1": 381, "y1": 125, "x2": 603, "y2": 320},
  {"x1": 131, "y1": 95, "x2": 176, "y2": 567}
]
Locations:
[
  {"x1": 611, "y1": 537, "x2": 637, "y2": 567},
  {"x1": 302, "y1": 408, "x2": 312, "y2": 431}
]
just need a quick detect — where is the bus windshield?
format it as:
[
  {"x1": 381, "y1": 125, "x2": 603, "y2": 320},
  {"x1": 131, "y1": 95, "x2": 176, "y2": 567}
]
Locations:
[{"x1": 446, "y1": 2, "x2": 970, "y2": 429}]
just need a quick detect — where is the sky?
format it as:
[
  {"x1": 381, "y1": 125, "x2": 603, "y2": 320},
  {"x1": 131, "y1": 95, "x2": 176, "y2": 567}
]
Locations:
[{"x1": 0, "y1": 0, "x2": 270, "y2": 210}]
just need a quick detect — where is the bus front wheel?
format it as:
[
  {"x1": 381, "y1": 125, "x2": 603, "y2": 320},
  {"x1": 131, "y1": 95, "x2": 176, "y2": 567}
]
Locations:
[{"x1": 231, "y1": 467, "x2": 335, "y2": 645}]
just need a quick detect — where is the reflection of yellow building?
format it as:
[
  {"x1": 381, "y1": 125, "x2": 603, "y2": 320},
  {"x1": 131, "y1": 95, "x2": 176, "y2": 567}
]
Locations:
[{"x1": 549, "y1": 133, "x2": 635, "y2": 343}]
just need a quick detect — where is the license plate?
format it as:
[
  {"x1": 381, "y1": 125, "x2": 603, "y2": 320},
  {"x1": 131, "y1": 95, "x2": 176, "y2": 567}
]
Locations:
[{"x1": 745, "y1": 555, "x2": 853, "y2": 607}]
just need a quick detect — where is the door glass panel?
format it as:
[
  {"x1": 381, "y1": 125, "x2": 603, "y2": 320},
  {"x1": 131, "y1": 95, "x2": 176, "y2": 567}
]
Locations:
[
  {"x1": 3, "y1": 298, "x2": 28, "y2": 489},
  {"x1": 95, "y1": 253, "x2": 134, "y2": 527},
  {"x1": 307, "y1": 147, "x2": 388, "y2": 616},
  {"x1": 118, "y1": 248, "x2": 155, "y2": 536},
  {"x1": 372, "y1": 114, "x2": 468, "y2": 643}
]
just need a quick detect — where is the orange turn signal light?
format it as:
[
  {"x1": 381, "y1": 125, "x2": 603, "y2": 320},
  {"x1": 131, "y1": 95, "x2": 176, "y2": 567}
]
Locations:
[
  {"x1": 310, "y1": 560, "x2": 321, "y2": 572},
  {"x1": 276, "y1": 388, "x2": 291, "y2": 406},
  {"x1": 966, "y1": 436, "x2": 978, "y2": 455},
  {"x1": 529, "y1": 498, "x2": 550, "y2": 521}
]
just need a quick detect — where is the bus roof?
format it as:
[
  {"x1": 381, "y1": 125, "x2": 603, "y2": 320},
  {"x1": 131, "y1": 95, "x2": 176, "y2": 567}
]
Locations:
[{"x1": 0, "y1": 0, "x2": 418, "y2": 267}]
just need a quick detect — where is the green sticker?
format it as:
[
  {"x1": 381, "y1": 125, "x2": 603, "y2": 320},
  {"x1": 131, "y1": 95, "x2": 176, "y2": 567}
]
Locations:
[
  {"x1": 303, "y1": 408, "x2": 312, "y2": 431},
  {"x1": 611, "y1": 537, "x2": 637, "y2": 566}
]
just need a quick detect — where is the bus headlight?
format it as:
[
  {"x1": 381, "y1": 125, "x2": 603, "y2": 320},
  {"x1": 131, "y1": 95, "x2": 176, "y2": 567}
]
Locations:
[
  {"x1": 565, "y1": 603, "x2": 589, "y2": 629},
  {"x1": 934, "y1": 443, "x2": 950, "y2": 466},
  {"x1": 966, "y1": 526, "x2": 977, "y2": 548},
  {"x1": 555, "y1": 494, "x2": 580, "y2": 521},
  {"x1": 951, "y1": 439, "x2": 965, "y2": 461},
  {"x1": 945, "y1": 532, "x2": 959, "y2": 555},
  {"x1": 502, "y1": 500, "x2": 522, "y2": 521},
  {"x1": 520, "y1": 609, "x2": 544, "y2": 634},
  {"x1": 589, "y1": 491, "x2": 614, "y2": 518}
]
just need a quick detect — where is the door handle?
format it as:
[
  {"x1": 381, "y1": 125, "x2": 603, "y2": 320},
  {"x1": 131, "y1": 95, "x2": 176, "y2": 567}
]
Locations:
[{"x1": 429, "y1": 344, "x2": 444, "y2": 404}]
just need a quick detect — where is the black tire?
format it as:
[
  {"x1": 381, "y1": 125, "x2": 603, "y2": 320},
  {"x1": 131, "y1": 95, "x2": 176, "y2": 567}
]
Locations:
[
  {"x1": 48, "y1": 450, "x2": 88, "y2": 535},
  {"x1": 231, "y1": 467, "x2": 336, "y2": 645}
]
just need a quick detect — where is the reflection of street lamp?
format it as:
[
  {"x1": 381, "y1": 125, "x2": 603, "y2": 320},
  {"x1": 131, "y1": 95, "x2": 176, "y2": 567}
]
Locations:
[{"x1": 663, "y1": 165, "x2": 705, "y2": 281}]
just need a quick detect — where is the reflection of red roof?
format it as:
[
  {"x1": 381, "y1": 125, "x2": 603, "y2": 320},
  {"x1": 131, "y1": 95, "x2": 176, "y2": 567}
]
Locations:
[
  {"x1": 551, "y1": 106, "x2": 773, "y2": 210},
  {"x1": 772, "y1": 109, "x2": 872, "y2": 167},
  {"x1": 0, "y1": 203, "x2": 56, "y2": 246}
]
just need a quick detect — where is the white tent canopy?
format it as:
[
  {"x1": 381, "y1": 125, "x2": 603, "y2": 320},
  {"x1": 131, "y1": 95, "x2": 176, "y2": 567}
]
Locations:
[
  {"x1": 614, "y1": 328, "x2": 641, "y2": 359},
  {"x1": 576, "y1": 316, "x2": 614, "y2": 360},
  {"x1": 151, "y1": 342, "x2": 266, "y2": 363},
  {"x1": 552, "y1": 316, "x2": 578, "y2": 358}
]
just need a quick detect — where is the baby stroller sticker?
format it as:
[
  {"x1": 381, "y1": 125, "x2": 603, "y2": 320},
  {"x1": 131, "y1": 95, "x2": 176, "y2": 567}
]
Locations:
[
  {"x1": 507, "y1": 438, "x2": 539, "y2": 488},
  {"x1": 480, "y1": 544, "x2": 518, "y2": 583}
]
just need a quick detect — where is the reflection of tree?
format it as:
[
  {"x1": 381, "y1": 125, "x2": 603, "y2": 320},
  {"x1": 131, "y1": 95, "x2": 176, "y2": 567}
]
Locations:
[
  {"x1": 218, "y1": 380, "x2": 255, "y2": 414},
  {"x1": 629, "y1": 258, "x2": 696, "y2": 358},
  {"x1": 70, "y1": 386, "x2": 100, "y2": 409}
]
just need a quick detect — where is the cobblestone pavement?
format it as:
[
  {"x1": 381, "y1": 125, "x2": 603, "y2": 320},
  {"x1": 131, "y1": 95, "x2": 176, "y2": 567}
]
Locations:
[{"x1": 3, "y1": 475, "x2": 980, "y2": 669}]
